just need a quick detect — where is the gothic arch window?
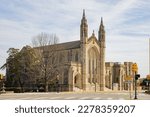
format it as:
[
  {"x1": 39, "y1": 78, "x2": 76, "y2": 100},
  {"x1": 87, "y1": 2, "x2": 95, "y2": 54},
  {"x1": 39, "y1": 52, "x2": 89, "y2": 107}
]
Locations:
[
  {"x1": 74, "y1": 74, "x2": 81, "y2": 88},
  {"x1": 92, "y1": 59, "x2": 94, "y2": 74},
  {"x1": 88, "y1": 47, "x2": 99, "y2": 83},
  {"x1": 74, "y1": 77, "x2": 77, "y2": 84}
]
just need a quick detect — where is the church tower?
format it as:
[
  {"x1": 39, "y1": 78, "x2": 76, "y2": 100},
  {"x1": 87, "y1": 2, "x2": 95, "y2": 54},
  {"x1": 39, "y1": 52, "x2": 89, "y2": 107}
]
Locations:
[
  {"x1": 98, "y1": 17, "x2": 105, "y2": 44},
  {"x1": 98, "y1": 17, "x2": 105, "y2": 91},
  {"x1": 80, "y1": 9, "x2": 88, "y2": 43},
  {"x1": 80, "y1": 10, "x2": 88, "y2": 90}
]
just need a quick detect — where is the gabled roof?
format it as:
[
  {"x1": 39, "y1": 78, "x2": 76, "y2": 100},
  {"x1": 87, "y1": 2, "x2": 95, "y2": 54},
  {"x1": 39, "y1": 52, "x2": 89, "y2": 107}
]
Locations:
[
  {"x1": 35, "y1": 40, "x2": 81, "y2": 51},
  {"x1": 54, "y1": 40, "x2": 81, "y2": 50},
  {"x1": 88, "y1": 35, "x2": 99, "y2": 45}
]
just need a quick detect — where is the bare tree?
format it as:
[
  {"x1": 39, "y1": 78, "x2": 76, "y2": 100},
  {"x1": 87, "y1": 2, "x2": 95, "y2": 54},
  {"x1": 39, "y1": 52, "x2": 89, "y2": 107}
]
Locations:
[{"x1": 32, "y1": 32, "x2": 59, "y2": 92}]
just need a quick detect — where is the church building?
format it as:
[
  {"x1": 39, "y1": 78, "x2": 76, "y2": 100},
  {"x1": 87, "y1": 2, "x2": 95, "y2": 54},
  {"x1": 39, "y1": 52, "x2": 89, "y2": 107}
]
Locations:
[
  {"x1": 43, "y1": 10, "x2": 106, "y2": 91},
  {"x1": 5, "y1": 10, "x2": 135, "y2": 92}
]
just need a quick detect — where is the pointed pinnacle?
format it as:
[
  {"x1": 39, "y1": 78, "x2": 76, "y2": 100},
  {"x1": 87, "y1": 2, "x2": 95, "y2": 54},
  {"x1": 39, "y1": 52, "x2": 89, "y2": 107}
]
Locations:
[
  {"x1": 83, "y1": 9, "x2": 85, "y2": 18},
  {"x1": 101, "y1": 17, "x2": 103, "y2": 25},
  {"x1": 92, "y1": 30, "x2": 95, "y2": 36}
]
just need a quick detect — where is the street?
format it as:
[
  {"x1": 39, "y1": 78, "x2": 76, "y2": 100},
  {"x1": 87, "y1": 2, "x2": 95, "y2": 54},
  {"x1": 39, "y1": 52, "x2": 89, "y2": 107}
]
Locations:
[{"x1": 0, "y1": 91, "x2": 150, "y2": 100}]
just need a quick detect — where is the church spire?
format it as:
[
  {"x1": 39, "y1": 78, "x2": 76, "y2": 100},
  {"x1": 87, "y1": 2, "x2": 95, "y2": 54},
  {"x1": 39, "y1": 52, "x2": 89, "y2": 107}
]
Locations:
[
  {"x1": 80, "y1": 9, "x2": 88, "y2": 43},
  {"x1": 101, "y1": 17, "x2": 103, "y2": 26},
  {"x1": 83, "y1": 9, "x2": 85, "y2": 18},
  {"x1": 92, "y1": 30, "x2": 95, "y2": 37},
  {"x1": 99, "y1": 17, "x2": 104, "y2": 31},
  {"x1": 98, "y1": 17, "x2": 105, "y2": 42}
]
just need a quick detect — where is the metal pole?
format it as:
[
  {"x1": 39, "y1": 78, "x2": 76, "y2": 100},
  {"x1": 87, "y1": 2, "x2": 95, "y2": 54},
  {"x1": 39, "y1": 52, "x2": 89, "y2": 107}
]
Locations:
[
  {"x1": 128, "y1": 82, "x2": 130, "y2": 99},
  {"x1": 148, "y1": 80, "x2": 150, "y2": 91},
  {"x1": 134, "y1": 80, "x2": 137, "y2": 99},
  {"x1": 134, "y1": 73, "x2": 137, "y2": 99},
  {"x1": 129, "y1": 82, "x2": 131, "y2": 100}
]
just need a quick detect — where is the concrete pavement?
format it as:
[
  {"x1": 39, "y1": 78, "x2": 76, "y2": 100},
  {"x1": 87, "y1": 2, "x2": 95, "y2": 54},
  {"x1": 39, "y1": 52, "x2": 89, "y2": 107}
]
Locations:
[{"x1": 0, "y1": 91, "x2": 150, "y2": 100}]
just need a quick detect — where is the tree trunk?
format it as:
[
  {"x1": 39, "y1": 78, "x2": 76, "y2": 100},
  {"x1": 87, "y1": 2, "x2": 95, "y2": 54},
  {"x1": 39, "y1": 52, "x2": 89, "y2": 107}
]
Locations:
[
  {"x1": 18, "y1": 79, "x2": 24, "y2": 93},
  {"x1": 45, "y1": 82, "x2": 48, "y2": 92},
  {"x1": 44, "y1": 68, "x2": 48, "y2": 92}
]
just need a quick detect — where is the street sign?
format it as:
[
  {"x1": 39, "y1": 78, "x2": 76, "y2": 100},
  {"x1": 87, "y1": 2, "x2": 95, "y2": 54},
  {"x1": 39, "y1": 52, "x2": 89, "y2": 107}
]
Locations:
[
  {"x1": 132, "y1": 63, "x2": 138, "y2": 72},
  {"x1": 124, "y1": 76, "x2": 132, "y2": 81}
]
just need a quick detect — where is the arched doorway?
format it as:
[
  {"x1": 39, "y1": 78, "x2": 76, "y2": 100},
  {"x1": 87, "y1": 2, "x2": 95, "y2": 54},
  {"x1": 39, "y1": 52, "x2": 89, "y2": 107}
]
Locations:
[{"x1": 74, "y1": 74, "x2": 82, "y2": 90}]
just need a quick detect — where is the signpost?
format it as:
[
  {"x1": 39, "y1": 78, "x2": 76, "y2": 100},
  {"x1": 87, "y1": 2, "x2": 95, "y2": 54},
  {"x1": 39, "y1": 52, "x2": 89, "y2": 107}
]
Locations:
[
  {"x1": 132, "y1": 63, "x2": 140, "y2": 100},
  {"x1": 124, "y1": 76, "x2": 132, "y2": 99}
]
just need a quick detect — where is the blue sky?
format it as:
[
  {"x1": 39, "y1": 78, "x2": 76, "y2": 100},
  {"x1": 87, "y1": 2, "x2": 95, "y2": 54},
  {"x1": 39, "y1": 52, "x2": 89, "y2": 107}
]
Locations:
[{"x1": 0, "y1": 0, "x2": 150, "y2": 77}]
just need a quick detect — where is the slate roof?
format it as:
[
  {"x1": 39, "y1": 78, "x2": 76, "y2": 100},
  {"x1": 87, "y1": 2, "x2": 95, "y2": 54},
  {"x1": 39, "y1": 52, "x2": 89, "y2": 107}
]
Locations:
[
  {"x1": 55, "y1": 40, "x2": 81, "y2": 50},
  {"x1": 35, "y1": 40, "x2": 81, "y2": 51}
]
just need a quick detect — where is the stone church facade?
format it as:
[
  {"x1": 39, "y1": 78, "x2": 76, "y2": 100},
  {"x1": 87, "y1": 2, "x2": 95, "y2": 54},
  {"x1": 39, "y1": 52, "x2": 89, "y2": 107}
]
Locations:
[
  {"x1": 35, "y1": 10, "x2": 134, "y2": 92},
  {"x1": 45, "y1": 10, "x2": 106, "y2": 91},
  {"x1": 5, "y1": 10, "x2": 134, "y2": 92}
]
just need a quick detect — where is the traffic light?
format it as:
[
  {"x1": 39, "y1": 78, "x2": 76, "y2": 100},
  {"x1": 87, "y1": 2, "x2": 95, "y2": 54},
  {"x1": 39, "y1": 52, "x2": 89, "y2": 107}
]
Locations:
[{"x1": 135, "y1": 74, "x2": 140, "y2": 80}]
